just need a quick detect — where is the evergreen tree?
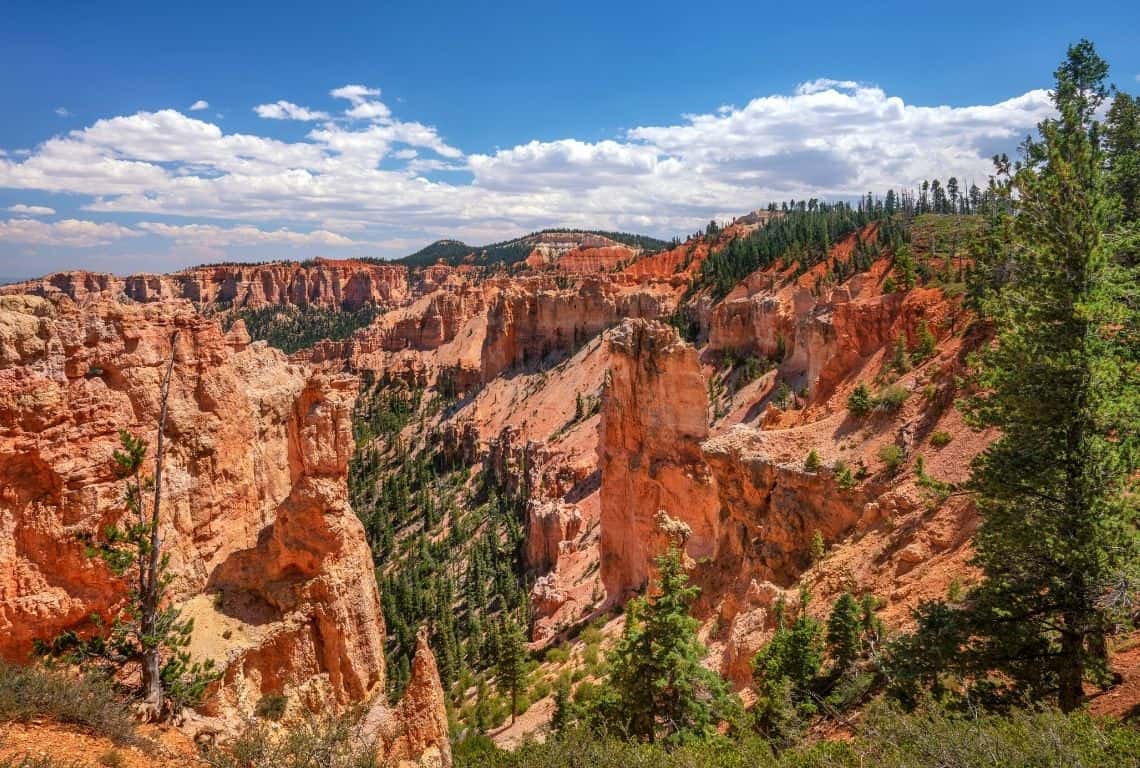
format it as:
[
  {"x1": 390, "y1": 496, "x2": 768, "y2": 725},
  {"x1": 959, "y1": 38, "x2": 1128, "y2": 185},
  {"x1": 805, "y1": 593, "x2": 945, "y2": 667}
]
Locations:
[
  {"x1": 890, "y1": 335, "x2": 911, "y2": 374},
  {"x1": 551, "y1": 678, "x2": 572, "y2": 734},
  {"x1": 604, "y1": 547, "x2": 735, "y2": 743},
  {"x1": 846, "y1": 383, "x2": 874, "y2": 417},
  {"x1": 914, "y1": 320, "x2": 937, "y2": 361},
  {"x1": 826, "y1": 593, "x2": 862, "y2": 674},
  {"x1": 81, "y1": 334, "x2": 219, "y2": 718},
  {"x1": 752, "y1": 591, "x2": 824, "y2": 746},
  {"x1": 956, "y1": 40, "x2": 1139, "y2": 712},
  {"x1": 1105, "y1": 90, "x2": 1140, "y2": 225},
  {"x1": 496, "y1": 616, "x2": 528, "y2": 725}
]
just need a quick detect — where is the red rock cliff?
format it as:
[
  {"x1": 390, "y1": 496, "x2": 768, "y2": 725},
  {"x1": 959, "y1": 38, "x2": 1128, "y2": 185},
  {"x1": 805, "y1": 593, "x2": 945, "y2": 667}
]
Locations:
[{"x1": 0, "y1": 294, "x2": 399, "y2": 729}]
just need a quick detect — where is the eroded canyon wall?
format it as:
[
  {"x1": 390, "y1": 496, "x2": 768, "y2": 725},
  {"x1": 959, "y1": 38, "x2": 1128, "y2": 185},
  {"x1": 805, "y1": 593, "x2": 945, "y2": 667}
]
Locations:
[{"x1": 0, "y1": 293, "x2": 449, "y2": 763}]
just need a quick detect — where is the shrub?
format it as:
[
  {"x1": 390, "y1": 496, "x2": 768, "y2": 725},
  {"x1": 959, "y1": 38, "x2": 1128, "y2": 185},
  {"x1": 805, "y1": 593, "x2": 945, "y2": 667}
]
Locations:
[
  {"x1": 203, "y1": 710, "x2": 375, "y2": 768},
  {"x1": 930, "y1": 430, "x2": 953, "y2": 448},
  {"x1": 878, "y1": 444, "x2": 905, "y2": 473},
  {"x1": 544, "y1": 647, "x2": 570, "y2": 665},
  {"x1": 0, "y1": 758, "x2": 81, "y2": 768},
  {"x1": 255, "y1": 693, "x2": 288, "y2": 721},
  {"x1": 847, "y1": 384, "x2": 874, "y2": 417},
  {"x1": 890, "y1": 336, "x2": 911, "y2": 374},
  {"x1": 97, "y1": 752, "x2": 124, "y2": 768},
  {"x1": 452, "y1": 706, "x2": 1140, "y2": 768},
  {"x1": 0, "y1": 663, "x2": 134, "y2": 745},
  {"x1": 804, "y1": 449, "x2": 821, "y2": 472},
  {"x1": 834, "y1": 461, "x2": 858, "y2": 489},
  {"x1": 876, "y1": 385, "x2": 909, "y2": 411}
]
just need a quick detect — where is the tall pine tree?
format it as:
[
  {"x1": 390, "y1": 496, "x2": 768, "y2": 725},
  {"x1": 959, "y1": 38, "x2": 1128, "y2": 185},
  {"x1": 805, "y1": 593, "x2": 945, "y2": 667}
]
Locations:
[
  {"x1": 604, "y1": 547, "x2": 735, "y2": 743},
  {"x1": 960, "y1": 39, "x2": 1140, "y2": 711}
]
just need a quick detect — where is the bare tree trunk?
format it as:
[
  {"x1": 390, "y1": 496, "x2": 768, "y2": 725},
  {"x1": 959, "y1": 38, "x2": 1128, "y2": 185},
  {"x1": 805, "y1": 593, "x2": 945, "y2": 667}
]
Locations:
[{"x1": 141, "y1": 330, "x2": 179, "y2": 719}]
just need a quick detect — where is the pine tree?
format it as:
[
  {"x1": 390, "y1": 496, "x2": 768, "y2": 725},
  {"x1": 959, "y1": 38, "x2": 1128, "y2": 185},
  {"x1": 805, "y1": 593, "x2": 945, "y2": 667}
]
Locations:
[
  {"x1": 752, "y1": 590, "x2": 824, "y2": 746},
  {"x1": 605, "y1": 547, "x2": 735, "y2": 743},
  {"x1": 495, "y1": 616, "x2": 527, "y2": 724},
  {"x1": 846, "y1": 383, "x2": 874, "y2": 417},
  {"x1": 959, "y1": 40, "x2": 1140, "y2": 712},
  {"x1": 890, "y1": 335, "x2": 911, "y2": 373},
  {"x1": 914, "y1": 320, "x2": 936, "y2": 361},
  {"x1": 1105, "y1": 90, "x2": 1140, "y2": 225},
  {"x1": 826, "y1": 593, "x2": 862, "y2": 674},
  {"x1": 82, "y1": 333, "x2": 219, "y2": 718},
  {"x1": 551, "y1": 678, "x2": 572, "y2": 733}
]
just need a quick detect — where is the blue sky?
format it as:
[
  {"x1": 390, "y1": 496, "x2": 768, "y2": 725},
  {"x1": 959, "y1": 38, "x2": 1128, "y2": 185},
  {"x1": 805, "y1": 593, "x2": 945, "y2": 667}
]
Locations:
[{"x1": 2, "y1": 0, "x2": 1138, "y2": 279}]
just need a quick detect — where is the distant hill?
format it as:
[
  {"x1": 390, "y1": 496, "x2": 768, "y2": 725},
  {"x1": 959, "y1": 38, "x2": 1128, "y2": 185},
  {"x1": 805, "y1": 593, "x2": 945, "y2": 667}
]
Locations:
[{"x1": 399, "y1": 229, "x2": 672, "y2": 268}]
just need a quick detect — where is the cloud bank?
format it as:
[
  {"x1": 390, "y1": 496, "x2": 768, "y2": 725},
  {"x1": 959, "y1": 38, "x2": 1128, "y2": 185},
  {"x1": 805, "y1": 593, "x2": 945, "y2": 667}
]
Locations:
[{"x1": 0, "y1": 79, "x2": 1053, "y2": 268}]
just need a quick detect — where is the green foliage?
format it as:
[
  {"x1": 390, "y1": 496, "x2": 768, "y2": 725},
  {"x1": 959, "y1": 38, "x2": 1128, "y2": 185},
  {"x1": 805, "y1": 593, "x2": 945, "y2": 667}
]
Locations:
[
  {"x1": 550, "y1": 678, "x2": 572, "y2": 734},
  {"x1": 255, "y1": 693, "x2": 288, "y2": 721},
  {"x1": 348, "y1": 376, "x2": 532, "y2": 710},
  {"x1": 597, "y1": 547, "x2": 737, "y2": 743},
  {"x1": 1106, "y1": 90, "x2": 1140, "y2": 224},
  {"x1": 211, "y1": 704, "x2": 1140, "y2": 768},
  {"x1": 833, "y1": 461, "x2": 857, "y2": 490},
  {"x1": 891, "y1": 244, "x2": 917, "y2": 290},
  {"x1": 889, "y1": 336, "x2": 911, "y2": 374},
  {"x1": 803, "y1": 450, "x2": 821, "y2": 473},
  {"x1": 698, "y1": 203, "x2": 878, "y2": 298},
  {"x1": 810, "y1": 530, "x2": 825, "y2": 563},
  {"x1": 929, "y1": 431, "x2": 952, "y2": 448},
  {"x1": 826, "y1": 593, "x2": 862, "y2": 674},
  {"x1": 399, "y1": 230, "x2": 671, "y2": 268},
  {"x1": 752, "y1": 592, "x2": 824, "y2": 746},
  {"x1": 926, "y1": 40, "x2": 1140, "y2": 713},
  {"x1": 846, "y1": 384, "x2": 874, "y2": 417},
  {"x1": 664, "y1": 309, "x2": 701, "y2": 344},
  {"x1": 495, "y1": 616, "x2": 528, "y2": 724},
  {"x1": 877, "y1": 444, "x2": 905, "y2": 473},
  {"x1": 203, "y1": 709, "x2": 378, "y2": 768},
  {"x1": 0, "y1": 662, "x2": 135, "y2": 745},
  {"x1": 875, "y1": 385, "x2": 909, "y2": 412},
  {"x1": 913, "y1": 321, "x2": 937, "y2": 361},
  {"x1": 773, "y1": 381, "x2": 792, "y2": 409},
  {"x1": 228, "y1": 304, "x2": 378, "y2": 353}
]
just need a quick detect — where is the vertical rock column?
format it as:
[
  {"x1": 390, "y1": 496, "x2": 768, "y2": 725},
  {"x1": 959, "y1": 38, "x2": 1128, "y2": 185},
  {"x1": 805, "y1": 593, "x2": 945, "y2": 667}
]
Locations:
[{"x1": 598, "y1": 319, "x2": 720, "y2": 602}]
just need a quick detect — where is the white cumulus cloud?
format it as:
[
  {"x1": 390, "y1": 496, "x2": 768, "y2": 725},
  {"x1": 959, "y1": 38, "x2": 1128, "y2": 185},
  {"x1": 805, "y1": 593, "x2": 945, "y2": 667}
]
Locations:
[
  {"x1": 254, "y1": 100, "x2": 331, "y2": 121},
  {"x1": 330, "y1": 84, "x2": 381, "y2": 105},
  {"x1": 189, "y1": 99, "x2": 209, "y2": 111},
  {"x1": 0, "y1": 78, "x2": 1055, "y2": 268},
  {"x1": 136, "y1": 222, "x2": 357, "y2": 247},
  {"x1": 6, "y1": 204, "x2": 56, "y2": 216},
  {"x1": 0, "y1": 218, "x2": 140, "y2": 247}
]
